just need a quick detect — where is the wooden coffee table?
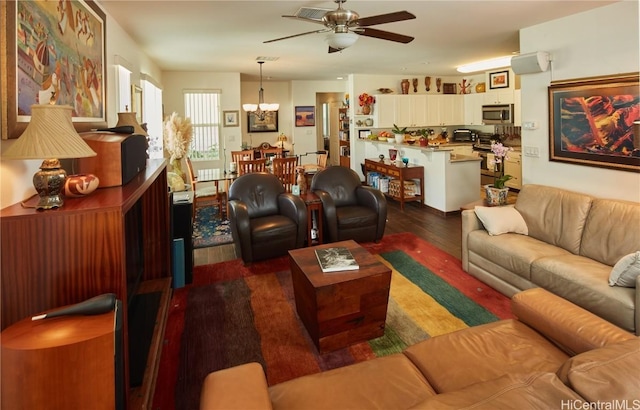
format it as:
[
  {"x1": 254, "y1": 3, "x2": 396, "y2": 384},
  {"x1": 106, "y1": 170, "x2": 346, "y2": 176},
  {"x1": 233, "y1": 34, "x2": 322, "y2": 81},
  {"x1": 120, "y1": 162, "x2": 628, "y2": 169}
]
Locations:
[{"x1": 288, "y1": 240, "x2": 391, "y2": 353}]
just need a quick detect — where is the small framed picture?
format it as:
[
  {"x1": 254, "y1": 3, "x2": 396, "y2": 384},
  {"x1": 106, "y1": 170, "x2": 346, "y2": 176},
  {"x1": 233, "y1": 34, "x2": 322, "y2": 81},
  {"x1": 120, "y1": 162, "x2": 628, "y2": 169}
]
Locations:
[
  {"x1": 359, "y1": 129, "x2": 371, "y2": 139},
  {"x1": 223, "y1": 110, "x2": 239, "y2": 127},
  {"x1": 489, "y1": 70, "x2": 510, "y2": 89}
]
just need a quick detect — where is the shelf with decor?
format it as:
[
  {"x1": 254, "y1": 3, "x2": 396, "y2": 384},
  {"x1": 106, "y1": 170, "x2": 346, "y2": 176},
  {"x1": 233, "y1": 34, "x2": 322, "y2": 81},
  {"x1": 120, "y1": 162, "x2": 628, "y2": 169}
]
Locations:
[
  {"x1": 0, "y1": 159, "x2": 171, "y2": 409},
  {"x1": 339, "y1": 108, "x2": 351, "y2": 166},
  {"x1": 364, "y1": 158, "x2": 424, "y2": 211}
]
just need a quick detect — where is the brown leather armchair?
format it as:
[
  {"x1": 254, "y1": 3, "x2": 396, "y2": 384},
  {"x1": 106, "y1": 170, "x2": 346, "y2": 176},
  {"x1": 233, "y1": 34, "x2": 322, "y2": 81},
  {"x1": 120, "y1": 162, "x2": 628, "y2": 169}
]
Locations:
[
  {"x1": 228, "y1": 172, "x2": 307, "y2": 264},
  {"x1": 311, "y1": 166, "x2": 387, "y2": 243}
]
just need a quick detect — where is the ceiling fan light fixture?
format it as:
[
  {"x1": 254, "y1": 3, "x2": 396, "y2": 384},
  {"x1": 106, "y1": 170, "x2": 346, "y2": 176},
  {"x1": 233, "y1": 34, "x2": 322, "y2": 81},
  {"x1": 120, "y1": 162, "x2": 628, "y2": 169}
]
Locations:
[
  {"x1": 325, "y1": 32, "x2": 358, "y2": 50},
  {"x1": 244, "y1": 61, "x2": 279, "y2": 119},
  {"x1": 456, "y1": 55, "x2": 513, "y2": 73}
]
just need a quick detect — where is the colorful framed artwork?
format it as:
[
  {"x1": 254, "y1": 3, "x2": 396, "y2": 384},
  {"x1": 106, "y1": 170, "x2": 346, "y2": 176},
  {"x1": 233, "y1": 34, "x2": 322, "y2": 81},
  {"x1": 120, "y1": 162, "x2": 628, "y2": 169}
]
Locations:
[
  {"x1": 295, "y1": 106, "x2": 315, "y2": 127},
  {"x1": 223, "y1": 110, "x2": 239, "y2": 127},
  {"x1": 2, "y1": 0, "x2": 107, "y2": 139},
  {"x1": 548, "y1": 73, "x2": 639, "y2": 172},
  {"x1": 489, "y1": 70, "x2": 509, "y2": 90},
  {"x1": 247, "y1": 111, "x2": 278, "y2": 133}
]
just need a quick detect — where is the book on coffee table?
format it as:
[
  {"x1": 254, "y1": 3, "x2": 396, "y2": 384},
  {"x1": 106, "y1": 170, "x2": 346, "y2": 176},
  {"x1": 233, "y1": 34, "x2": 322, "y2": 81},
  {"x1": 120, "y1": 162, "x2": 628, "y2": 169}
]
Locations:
[{"x1": 315, "y1": 247, "x2": 359, "y2": 273}]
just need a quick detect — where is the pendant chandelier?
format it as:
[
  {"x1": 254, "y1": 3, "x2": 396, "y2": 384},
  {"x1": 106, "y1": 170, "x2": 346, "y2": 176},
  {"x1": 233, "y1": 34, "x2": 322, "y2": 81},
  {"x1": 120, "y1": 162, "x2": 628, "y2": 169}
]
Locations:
[{"x1": 243, "y1": 61, "x2": 279, "y2": 121}]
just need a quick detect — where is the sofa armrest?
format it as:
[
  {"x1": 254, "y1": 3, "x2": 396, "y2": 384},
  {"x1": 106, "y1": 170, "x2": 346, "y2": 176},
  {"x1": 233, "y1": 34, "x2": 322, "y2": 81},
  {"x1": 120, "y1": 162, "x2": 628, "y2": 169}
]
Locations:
[
  {"x1": 512, "y1": 288, "x2": 635, "y2": 356},
  {"x1": 200, "y1": 362, "x2": 273, "y2": 410},
  {"x1": 461, "y1": 209, "x2": 483, "y2": 272}
]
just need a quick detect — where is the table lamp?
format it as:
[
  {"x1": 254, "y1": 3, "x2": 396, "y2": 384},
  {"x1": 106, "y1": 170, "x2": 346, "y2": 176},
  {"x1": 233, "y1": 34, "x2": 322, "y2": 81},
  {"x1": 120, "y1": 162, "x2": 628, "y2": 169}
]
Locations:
[
  {"x1": 277, "y1": 133, "x2": 288, "y2": 149},
  {"x1": 115, "y1": 111, "x2": 148, "y2": 136},
  {"x1": 2, "y1": 104, "x2": 97, "y2": 210}
]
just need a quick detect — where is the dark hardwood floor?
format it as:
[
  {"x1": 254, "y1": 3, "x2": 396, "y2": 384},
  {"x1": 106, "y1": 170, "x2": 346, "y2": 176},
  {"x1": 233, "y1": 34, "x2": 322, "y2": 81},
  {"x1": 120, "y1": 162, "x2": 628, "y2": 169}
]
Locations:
[{"x1": 384, "y1": 201, "x2": 463, "y2": 259}]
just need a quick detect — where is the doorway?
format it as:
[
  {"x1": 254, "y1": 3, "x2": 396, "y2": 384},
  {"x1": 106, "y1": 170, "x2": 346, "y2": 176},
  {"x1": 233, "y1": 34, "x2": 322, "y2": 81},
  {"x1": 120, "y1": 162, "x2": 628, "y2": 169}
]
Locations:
[{"x1": 316, "y1": 92, "x2": 345, "y2": 167}]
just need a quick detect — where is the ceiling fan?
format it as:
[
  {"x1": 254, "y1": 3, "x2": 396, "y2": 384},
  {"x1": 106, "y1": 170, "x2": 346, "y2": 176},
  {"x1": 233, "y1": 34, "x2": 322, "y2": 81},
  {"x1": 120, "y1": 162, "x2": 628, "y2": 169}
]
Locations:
[{"x1": 263, "y1": 0, "x2": 416, "y2": 53}]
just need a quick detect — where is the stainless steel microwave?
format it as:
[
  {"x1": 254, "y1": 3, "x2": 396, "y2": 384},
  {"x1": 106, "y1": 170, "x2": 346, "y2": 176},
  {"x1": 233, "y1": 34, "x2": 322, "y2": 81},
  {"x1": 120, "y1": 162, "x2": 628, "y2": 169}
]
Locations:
[{"x1": 482, "y1": 104, "x2": 514, "y2": 124}]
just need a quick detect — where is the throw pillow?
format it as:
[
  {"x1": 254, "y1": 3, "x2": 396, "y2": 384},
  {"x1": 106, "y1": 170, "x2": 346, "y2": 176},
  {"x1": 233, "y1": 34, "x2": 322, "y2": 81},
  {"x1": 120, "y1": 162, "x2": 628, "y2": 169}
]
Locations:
[
  {"x1": 167, "y1": 172, "x2": 186, "y2": 192},
  {"x1": 608, "y1": 251, "x2": 640, "y2": 287},
  {"x1": 474, "y1": 206, "x2": 528, "y2": 236}
]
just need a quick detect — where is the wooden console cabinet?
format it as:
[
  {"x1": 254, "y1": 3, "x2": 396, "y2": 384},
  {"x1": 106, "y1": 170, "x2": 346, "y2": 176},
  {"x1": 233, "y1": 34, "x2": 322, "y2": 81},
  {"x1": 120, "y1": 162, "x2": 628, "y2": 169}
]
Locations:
[
  {"x1": 1, "y1": 159, "x2": 171, "y2": 408},
  {"x1": 364, "y1": 158, "x2": 424, "y2": 210}
]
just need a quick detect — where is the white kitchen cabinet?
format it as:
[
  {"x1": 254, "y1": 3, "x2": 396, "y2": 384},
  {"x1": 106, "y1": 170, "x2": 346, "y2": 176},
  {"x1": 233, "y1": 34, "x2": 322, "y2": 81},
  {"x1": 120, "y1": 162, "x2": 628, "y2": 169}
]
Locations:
[
  {"x1": 504, "y1": 151, "x2": 522, "y2": 189},
  {"x1": 464, "y1": 93, "x2": 484, "y2": 126},
  {"x1": 395, "y1": 95, "x2": 428, "y2": 127},
  {"x1": 483, "y1": 89, "x2": 514, "y2": 105},
  {"x1": 373, "y1": 94, "x2": 396, "y2": 128},
  {"x1": 438, "y1": 95, "x2": 464, "y2": 126},
  {"x1": 425, "y1": 95, "x2": 463, "y2": 126}
]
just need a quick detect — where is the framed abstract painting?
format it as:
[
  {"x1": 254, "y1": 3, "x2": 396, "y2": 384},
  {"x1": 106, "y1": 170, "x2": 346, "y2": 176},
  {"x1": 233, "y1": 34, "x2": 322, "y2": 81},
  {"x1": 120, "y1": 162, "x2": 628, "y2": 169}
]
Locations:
[{"x1": 548, "y1": 73, "x2": 639, "y2": 172}]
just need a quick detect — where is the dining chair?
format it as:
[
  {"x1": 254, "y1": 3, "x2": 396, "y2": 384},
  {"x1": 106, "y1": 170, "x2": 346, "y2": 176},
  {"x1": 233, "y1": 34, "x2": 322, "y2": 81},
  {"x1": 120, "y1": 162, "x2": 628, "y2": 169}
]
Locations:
[
  {"x1": 238, "y1": 158, "x2": 267, "y2": 175},
  {"x1": 272, "y1": 156, "x2": 298, "y2": 192},
  {"x1": 231, "y1": 150, "x2": 255, "y2": 163},
  {"x1": 317, "y1": 152, "x2": 328, "y2": 168},
  {"x1": 260, "y1": 147, "x2": 284, "y2": 161},
  {"x1": 185, "y1": 157, "x2": 227, "y2": 216}
]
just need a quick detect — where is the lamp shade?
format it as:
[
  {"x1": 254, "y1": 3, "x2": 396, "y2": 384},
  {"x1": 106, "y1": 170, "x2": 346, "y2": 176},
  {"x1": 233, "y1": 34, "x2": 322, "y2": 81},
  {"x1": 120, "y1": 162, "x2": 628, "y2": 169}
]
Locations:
[
  {"x1": 115, "y1": 112, "x2": 148, "y2": 136},
  {"x1": 3, "y1": 105, "x2": 96, "y2": 160},
  {"x1": 326, "y1": 32, "x2": 358, "y2": 50}
]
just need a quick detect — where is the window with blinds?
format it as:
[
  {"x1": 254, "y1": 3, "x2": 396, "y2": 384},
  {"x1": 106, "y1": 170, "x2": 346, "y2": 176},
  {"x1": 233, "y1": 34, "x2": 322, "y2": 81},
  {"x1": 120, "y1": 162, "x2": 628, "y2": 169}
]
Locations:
[{"x1": 184, "y1": 90, "x2": 221, "y2": 160}]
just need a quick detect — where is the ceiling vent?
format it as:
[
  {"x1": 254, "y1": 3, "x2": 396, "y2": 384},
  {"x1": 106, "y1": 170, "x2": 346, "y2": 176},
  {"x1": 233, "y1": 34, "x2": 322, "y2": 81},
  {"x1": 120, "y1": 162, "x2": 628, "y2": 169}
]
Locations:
[{"x1": 294, "y1": 7, "x2": 332, "y2": 20}]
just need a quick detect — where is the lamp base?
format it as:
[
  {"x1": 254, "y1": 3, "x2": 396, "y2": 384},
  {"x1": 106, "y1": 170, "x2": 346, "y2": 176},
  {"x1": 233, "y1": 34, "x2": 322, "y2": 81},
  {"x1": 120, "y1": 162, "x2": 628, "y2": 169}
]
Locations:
[{"x1": 34, "y1": 159, "x2": 67, "y2": 210}]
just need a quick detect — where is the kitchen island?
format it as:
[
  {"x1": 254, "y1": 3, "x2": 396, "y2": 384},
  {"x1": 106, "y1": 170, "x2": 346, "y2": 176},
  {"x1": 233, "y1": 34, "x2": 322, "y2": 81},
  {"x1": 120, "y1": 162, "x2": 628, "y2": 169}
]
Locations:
[{"x1": 359, "y1": 140, "x2": 481, "y2": 214}]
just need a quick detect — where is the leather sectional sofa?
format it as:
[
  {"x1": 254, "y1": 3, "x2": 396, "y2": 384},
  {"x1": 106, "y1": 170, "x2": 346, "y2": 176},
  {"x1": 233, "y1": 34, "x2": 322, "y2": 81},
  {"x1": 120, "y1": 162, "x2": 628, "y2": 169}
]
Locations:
[
  {"x1": 462, "y1": 184, "x2": 640, "y2": 335},
  {"x1": 200, "y1": 288, "x2": 639, "y2": 409}
]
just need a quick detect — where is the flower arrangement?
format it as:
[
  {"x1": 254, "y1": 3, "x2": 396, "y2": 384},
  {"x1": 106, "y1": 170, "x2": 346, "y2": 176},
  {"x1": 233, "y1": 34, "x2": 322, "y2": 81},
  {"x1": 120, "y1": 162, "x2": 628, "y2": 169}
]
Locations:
[
  {"x1": 489, "y1": 142, "x2": 513, "y2": 189},
  {"x1": 358, "y1": 93, "x2": 375, "y2": 107},
  {"x1": 163, "y1": 112, "x2": 193, "y2": 177}
]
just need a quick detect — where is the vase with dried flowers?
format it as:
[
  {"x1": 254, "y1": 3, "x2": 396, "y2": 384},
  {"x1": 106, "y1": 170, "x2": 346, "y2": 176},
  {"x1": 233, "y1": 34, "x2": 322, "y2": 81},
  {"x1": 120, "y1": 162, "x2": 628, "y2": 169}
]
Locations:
[
  {"x1": 163, "y1": 112, "x2": 193, "y2": 180},
  {"x1": 484, "y1": 142, "x2": 513, "y2": 205},
  {"x1": 358, "y1": 93, "x2": 375, "y2": 115}
]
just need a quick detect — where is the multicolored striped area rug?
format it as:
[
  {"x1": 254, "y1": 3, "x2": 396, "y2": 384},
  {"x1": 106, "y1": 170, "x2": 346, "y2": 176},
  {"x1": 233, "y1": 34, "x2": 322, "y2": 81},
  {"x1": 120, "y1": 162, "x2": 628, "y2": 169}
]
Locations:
[{"x1": 152, "y1": 232, "x2": 513, "y2": 410}]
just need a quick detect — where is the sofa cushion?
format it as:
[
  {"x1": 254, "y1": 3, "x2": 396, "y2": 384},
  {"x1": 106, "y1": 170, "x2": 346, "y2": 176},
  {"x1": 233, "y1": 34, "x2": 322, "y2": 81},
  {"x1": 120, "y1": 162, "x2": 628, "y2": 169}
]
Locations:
[
  {"x1": 557, "y1": 338, "x2": 640, "y2": 402},
  {"x1": 468, "y1": 230, "x2": 571, "y2": 282},
  {"x1": 408, "y1": 372, "x2": 585, "y2": 410},
  {"x1": 403, "y1": 319, "x2": 569, "y2": 393},
  {"x1": 268, "y1": 353, "x2": 435, "y2": 410},
  {"x1": 580, "y1": 198, "x2": 640, "y2": 266},
  {"x1": 531, "y1": 254, "x2": 636, "y2": 333},
  {"x1": 609, "y1": 251, "x2": 640, "y2": 287},
  {"x1": 474, "y1": 205, "x2": 528, "y2": 236},
  {"x1": 515, "y1": 184, "x2": 592, "y2": 255}
]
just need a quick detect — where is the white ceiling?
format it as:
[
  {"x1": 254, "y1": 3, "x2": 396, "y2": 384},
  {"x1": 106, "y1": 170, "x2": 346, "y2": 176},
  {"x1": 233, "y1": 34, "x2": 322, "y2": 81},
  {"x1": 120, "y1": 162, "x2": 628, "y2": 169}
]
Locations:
[{"x1": 98, "y1": 0, "x2": 618, "y2": 82}]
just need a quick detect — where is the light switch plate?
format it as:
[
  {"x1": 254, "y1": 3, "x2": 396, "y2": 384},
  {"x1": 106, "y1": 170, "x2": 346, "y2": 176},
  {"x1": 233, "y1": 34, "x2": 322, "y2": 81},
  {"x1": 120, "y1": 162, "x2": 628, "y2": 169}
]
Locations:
[{"x1": 522, "y1": 121, "x2": 538, "y2": 130}]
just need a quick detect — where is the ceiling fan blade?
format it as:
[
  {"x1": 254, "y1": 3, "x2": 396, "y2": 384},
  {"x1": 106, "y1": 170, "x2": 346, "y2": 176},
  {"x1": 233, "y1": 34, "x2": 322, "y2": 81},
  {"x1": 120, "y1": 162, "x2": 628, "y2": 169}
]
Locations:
[
  {"x1": 355, "y1": 11, "x2": 416, "y2": 27},
  {"x1": 264, "y1": 29, "x2": 328, "y2": 44},
  {"x1": 359, "y1": 27, "x2": 414, "y2": 44}
]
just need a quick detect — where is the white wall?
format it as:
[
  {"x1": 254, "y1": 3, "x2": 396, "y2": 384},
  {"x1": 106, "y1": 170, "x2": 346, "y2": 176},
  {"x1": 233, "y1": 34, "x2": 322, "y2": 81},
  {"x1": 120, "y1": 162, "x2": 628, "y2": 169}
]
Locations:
[
  {"x1": 519, "y1": 1, "x2": 640, "y2": 202},
  {"x1": 0, "y1": 4, "x2": 162, "y2": 209}
]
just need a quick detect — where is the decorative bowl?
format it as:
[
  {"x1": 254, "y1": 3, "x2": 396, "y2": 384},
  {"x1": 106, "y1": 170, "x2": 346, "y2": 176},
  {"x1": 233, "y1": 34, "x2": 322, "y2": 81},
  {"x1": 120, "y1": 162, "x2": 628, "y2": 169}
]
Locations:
[
  {"x1": 406, "y1": 139, "x2": 416, "y2": 145},
  {"x1": 64, "y1": 174, "x2": 99, "y2": 197},
  {"x1": 387, "y1": 137, "x2": 395, "y2": 143},
  {"x1": 378, "y1": 136, "x2": 387, "y2": 141}
]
